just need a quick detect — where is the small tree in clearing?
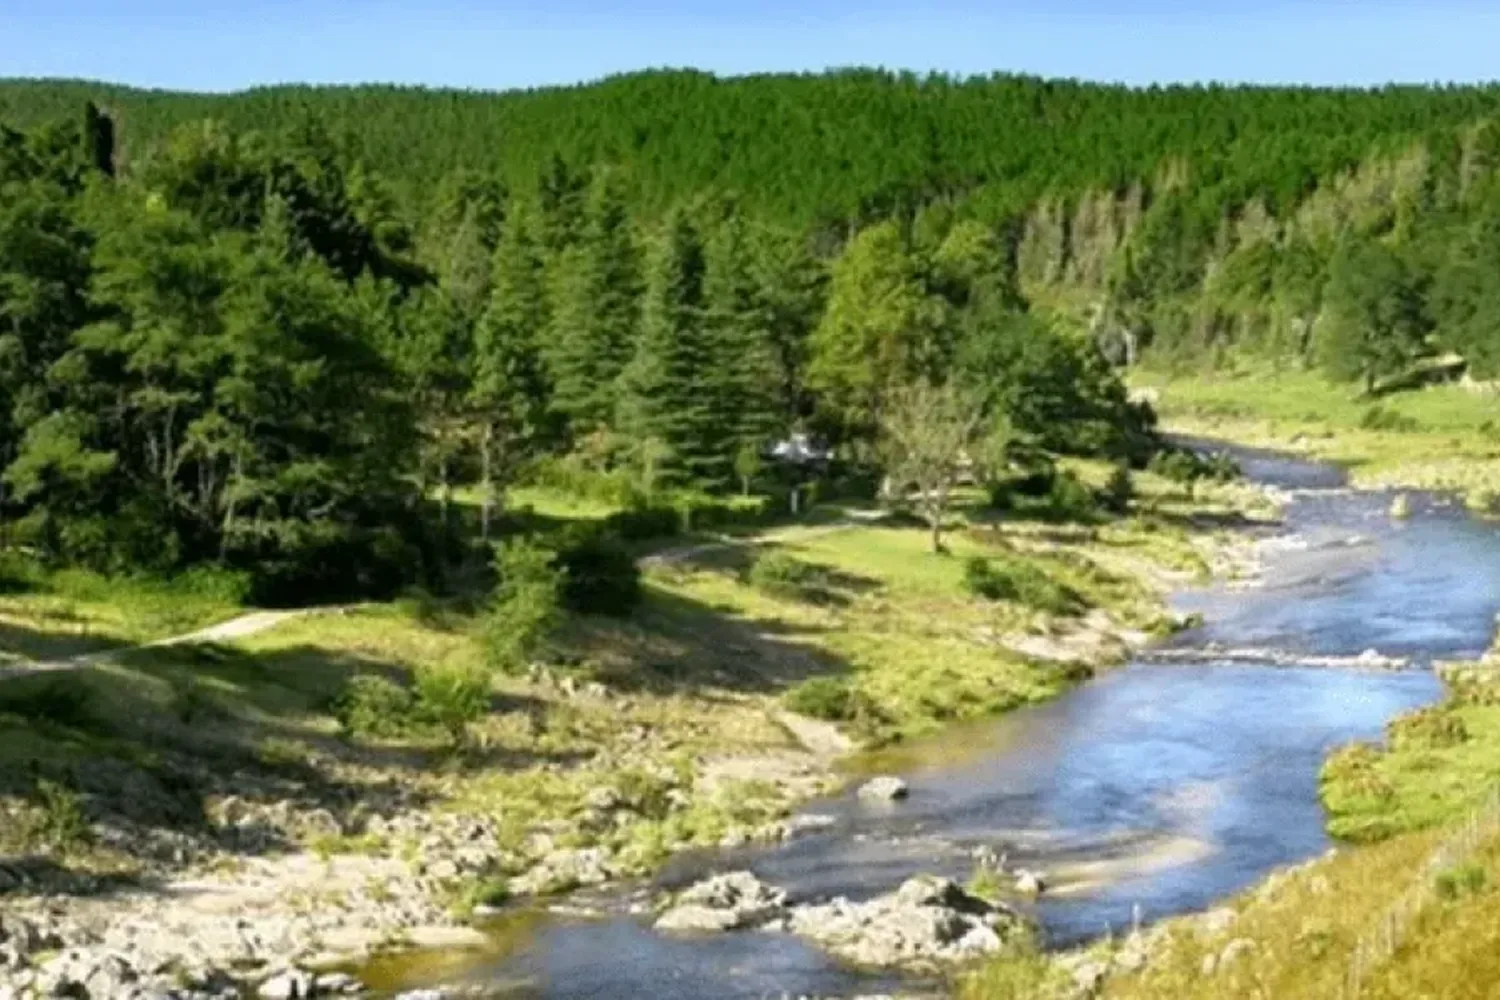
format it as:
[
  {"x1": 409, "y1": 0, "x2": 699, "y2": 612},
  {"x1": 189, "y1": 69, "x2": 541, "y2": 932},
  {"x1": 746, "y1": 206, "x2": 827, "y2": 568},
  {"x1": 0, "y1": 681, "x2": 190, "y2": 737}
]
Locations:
[{"x1": 880, "y1": 380, "x2": 986, "y2": 553}]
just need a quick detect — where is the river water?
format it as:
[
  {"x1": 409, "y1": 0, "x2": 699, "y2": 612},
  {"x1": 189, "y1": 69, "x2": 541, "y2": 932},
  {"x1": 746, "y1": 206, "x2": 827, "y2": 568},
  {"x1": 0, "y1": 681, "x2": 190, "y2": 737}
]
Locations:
[{"x1": 381, "y1": 445, "x2": 1500, "y2": 999}]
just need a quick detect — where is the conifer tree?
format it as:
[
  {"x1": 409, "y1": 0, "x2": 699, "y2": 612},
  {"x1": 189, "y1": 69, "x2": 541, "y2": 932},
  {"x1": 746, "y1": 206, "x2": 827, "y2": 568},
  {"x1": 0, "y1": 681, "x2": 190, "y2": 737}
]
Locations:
[
  {"x1": 472, "y1": 197, "x2": 551, "y2": 537},
  {"x1": 618, "y1": 210, "x2": 725, "y2": 489},
  {"x1": 703, "y1": 209, "x2": 781, "y2": 467},
  {"x1": 543, "y1": 168, "x2": 640, "y2": 432}
]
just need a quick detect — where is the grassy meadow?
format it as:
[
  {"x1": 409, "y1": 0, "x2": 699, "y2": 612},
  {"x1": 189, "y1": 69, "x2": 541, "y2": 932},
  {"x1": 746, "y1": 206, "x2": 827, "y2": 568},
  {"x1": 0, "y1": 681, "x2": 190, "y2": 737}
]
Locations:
[{"x1": 1136, "y1": 369, "x2": 1500, "y2": 510}]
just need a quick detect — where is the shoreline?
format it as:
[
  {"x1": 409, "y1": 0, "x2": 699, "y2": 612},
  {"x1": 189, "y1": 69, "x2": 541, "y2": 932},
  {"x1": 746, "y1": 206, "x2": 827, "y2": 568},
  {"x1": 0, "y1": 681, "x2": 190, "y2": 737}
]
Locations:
[{"x1": 0, "y1": 473, "x2": 1281, "y2": 1000}]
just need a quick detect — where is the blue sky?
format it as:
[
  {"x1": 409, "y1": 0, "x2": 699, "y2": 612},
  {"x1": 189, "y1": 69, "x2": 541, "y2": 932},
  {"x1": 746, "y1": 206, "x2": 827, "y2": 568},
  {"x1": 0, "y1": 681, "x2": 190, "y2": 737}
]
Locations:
[{"x1": 3, "y1": 1, "x2": 1498, "y2": 92}]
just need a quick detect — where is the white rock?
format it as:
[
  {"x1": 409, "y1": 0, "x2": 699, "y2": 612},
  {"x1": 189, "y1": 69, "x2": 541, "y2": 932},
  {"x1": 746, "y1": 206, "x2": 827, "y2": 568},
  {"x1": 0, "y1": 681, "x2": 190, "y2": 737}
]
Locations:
[
  {"x1": 856, "y1": 777, "x2": 909, "y2": 802},
  {"x1": 1013, "y1": 869, "x2": 1045, "y2": 896},
  {"x1": 259, "y1": 968, "x2": 315, "y2": 999}
]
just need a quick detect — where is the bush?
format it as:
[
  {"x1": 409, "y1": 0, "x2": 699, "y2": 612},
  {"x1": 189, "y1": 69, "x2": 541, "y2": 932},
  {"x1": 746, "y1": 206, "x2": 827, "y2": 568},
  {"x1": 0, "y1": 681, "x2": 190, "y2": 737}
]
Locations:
[
  {"x1": 1148, "y1": 446, "x2": 1241, "y2": 486},
  {"x1": 554, "y1": 527, "x2": 641, "y2": 616},
  {"x1": 1008, "y1": 455, "x2": 1057, "y2": 498},
  {"x1": 1435, "y1": 861, "x2": 1488, "y2": 900},
  {"x1": 1046, "y1": 471, "x2": 1099, "y2": 522},
  {"x1": 1385, "y1": 705, "x2": 1470, "y2": 751},
  {"x1": 782, "y1": 675, "x2": 861, "y2": 721},
  {"x1": 27, "y1": 778, "x2": 91, "y2": 851},
  {"x1": 1099, "y1": 462, "x2": 1134, "y2": 514},
  {"x1": 602, "y1": 505, "x2": 681, "y2": 541},
  {"x1": 484, "y1": 538, "x2": 563, "y2": 673},
  {"x1": 334, "y1": 674, "x2": 417, "y2": 739},
  {"x1": 748, "y1": 551, "x2": 823, "y2": 601},
  {"x1": 415, "y1": 666, "x2": 492, "y2": 746},
  {"x1": 1319, "y1": 741, "x2": 1394, "y2": 802},
  {"x1": 963, "y1": 556, "x2": 1084, "y2": 616}
]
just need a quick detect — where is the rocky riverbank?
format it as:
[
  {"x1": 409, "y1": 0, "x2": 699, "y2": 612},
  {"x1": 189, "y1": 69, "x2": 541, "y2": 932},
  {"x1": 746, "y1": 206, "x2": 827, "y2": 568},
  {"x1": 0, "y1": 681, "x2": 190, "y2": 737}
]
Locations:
[{"x1": 0, "y1": 473, "x2": 1278, "y2": 1000}]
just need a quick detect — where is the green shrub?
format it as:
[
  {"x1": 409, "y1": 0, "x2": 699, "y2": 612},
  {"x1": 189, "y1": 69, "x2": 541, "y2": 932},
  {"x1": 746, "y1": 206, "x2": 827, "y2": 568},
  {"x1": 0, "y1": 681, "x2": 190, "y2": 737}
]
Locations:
[
  {"x1": 334, "y1": 674, "x2": 416, "y2": 739},
  {"x1": 28, "y1": 778, "x2": 90, "y2": 851},
  {"x1": 963, "y1": 556, "x2": 1084, "y2": 616},
  {"x1": 986, "y1": 479, "x2": 1013, "y2": 511},
  {"x1": 1046, "y1": 471, "x2": 1099, "y2": 522},
  {"x1": 748, "y1": 552, "x2": 823, "y2": 601},
  {"x1": 415, "y1": 666, "x2": 492, "y2": 746},
  {"x1": 484, "y1": 538, "x2": 564, "y2": 673},
  {"x1": 783, "y1": 675, "x2": 861, "y2": 721},
  {"x1": 1099, "y1": 462, "x2": 1134, "y2": 514},
  {"x1": 1320, "y1": 741, "x2": 1394, "y2": 802},
  {"x1": 1436, "y1": 861, "x2": 1488, "y2": 901},
  {"x1": 1385, "y1": 705, "x2": 1470, "y2": 751},
  {"x1": 1148, "y1": 446, "x2": 1241, "y2": 485},
  {"x1": 554, "y1": 527, "x2": 641, "y2": 617},
  {"x1": 460, "y1": 876, "x2": 512, "y2": 912}
]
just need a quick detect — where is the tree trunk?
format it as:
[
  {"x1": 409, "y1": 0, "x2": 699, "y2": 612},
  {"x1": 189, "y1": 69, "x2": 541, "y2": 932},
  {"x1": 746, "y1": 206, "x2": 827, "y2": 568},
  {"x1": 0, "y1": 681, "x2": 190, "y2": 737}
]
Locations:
[
  {"x1": 479, "y1": 424, "x2": 494, "y2": 543},
  {"x1": 438, "y1": 451, "x2": 451, "y2": 532},
  {"x1": 929, "y1": 514, "x2": 942, "y2": 553}
]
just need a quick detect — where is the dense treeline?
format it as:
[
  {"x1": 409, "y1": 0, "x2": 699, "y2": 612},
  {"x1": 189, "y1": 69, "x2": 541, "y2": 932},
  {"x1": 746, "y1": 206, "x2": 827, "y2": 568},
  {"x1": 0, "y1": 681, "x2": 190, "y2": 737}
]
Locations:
[
  {"x1": 8, "y1": 71, "x2": 1500, "y2": 383},
  {"x1": 10, "y1": 68, "x2": 1500, "y2": 596},
  {"x1": 0, "y1": 96, "x2": 1149, "y2": 597}
]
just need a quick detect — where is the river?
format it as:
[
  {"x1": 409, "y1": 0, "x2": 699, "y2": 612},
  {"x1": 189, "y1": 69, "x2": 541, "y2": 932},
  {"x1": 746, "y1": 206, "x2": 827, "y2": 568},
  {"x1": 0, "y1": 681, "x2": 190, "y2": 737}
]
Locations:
[{"x1": 375, "y1": 444, "x2": 1500, "y2": 999}]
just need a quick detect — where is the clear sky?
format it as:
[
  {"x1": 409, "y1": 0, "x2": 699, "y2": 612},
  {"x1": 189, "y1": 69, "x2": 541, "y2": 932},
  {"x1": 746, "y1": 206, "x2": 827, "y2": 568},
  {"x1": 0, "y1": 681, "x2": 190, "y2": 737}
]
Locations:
[{"x1": 2, "y1": 1, "x2": 1498, "y2": 93}]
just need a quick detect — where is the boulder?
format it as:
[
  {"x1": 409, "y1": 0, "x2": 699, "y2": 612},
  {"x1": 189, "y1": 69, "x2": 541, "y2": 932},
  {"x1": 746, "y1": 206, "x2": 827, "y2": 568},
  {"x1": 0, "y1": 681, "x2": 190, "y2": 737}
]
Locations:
[
  {"x1": 785, "y1": 875, "x2": 1025, "y2": 970},
  {"x1": 1013, "y1": 869, "x2": 1045, "y2": 897},
  {"x1": 856, "y1": 777, "x2": 909, "y2": 803},
  {"x1": 259, "y1": 968, "x2": 315, "y2": 999},
  {"x1": 509, "y1": 847, "x2": 614, "y2": 896},
  {"x1": 655, "y1": 871, "x2": 788, "y2": 933}
]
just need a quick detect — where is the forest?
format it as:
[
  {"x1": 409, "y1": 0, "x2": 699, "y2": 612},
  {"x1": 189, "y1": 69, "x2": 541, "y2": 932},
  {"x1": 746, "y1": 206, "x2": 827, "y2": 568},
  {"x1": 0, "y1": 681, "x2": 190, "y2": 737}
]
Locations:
[{"x1": 4, "y1": 69, "x2": 1500, "y2": 598}]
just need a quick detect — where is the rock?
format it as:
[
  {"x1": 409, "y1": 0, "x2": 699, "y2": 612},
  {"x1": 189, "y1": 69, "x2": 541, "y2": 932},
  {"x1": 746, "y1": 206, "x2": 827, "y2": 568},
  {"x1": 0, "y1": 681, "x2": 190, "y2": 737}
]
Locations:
[
  {"x1": 653, "y1": 905, "x2": 746, "y2": 933},
  {"x1": 655, "y1": 871, "x2": 788, "y2": 933},
  {"x1": 509, "y1": 847, "x2": 614, "y2": 896},
  {"x1": 259, "y1": 968, "x2": 315, "y2": 999},
  {"x1": 1217, "y1": 937, "x2": 1256, "y2": 970},
  {"x1": 82, "y1": 954, "x2": 140, "y2": 998},
  {"x1": 1071, "y1": 959, "x2": 1109, "y2": 995},
  {"x1": 315, "y1": 972, "x2": 363, "y2": 994},
  {"x1": 1390, "y1": 493, "x2": 1412, "y2": 519},
  {"x1": 1013, "y1": 869, "x2": 1045, "y2": 897},
  {"x1": 425, "y1": 859, "x2": 461, "y2": 882},
  {"x1": 856, "y1": 777, "x2": 909, "y2": 803},
  {"x1": 787, "y1": 814, "x2": 837, "y2": 836},
  {"x1": 786, "y1": 875, "x2": 1024, "y2": 970}
]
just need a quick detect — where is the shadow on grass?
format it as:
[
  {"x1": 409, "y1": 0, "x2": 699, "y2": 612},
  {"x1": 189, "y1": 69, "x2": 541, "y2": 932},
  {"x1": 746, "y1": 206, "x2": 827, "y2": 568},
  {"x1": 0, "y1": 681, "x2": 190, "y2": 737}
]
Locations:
[
  {"x1": 0, "y1": 628, "x2": 575, "y2": 899},
  {"x1": 567, "y1": 582, "x2": 859, "y2": 699},
  {"x1": 0, "y1": 619, "x2": 126, "y2": 666}
]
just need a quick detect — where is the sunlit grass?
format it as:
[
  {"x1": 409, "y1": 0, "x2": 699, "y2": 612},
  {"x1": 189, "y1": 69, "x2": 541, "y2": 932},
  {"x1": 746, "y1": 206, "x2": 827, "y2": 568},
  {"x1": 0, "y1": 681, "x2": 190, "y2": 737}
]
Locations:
[{"x1": 1136, "y1": 369, "x2": 1500, "y2": 509}]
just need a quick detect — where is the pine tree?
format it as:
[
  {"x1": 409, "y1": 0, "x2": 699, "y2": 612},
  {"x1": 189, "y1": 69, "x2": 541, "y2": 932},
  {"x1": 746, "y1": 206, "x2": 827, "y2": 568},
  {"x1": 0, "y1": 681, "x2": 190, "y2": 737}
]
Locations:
[
  {"x1": 472, "y1": 197, "x2": 551, "y2": 538},
  {"x1": 703, "y1": 210, "x2": 781, "y2": 464},
  {"x1": 543, "y1": 168, "x2": 641, "y2": 432},
  {"x1": 618, "y1": 210, "x2": 726, "y2": 489}
]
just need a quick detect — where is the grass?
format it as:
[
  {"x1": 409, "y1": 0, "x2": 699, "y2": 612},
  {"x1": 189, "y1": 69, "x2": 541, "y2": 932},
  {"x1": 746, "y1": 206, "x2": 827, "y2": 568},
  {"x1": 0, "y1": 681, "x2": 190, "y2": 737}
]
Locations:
[
  {"x1": 0, "y1": 557, "x2": 248, "y2": 666},
  {"x1": 0, "y1": 462, "x2": 1263, "y2": 938},
  {"x1": 1135, "y1": 368, "x2": 1500, "y2": 510},
  {"x1": 1319, "y1": 670, "x2": 1500, "y2": 843}
]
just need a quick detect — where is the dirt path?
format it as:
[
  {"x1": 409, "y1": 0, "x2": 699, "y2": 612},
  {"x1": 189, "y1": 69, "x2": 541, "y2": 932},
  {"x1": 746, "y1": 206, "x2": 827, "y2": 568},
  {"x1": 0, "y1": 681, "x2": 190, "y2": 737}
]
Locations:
[
  {"x1": 638, "y1": 507, "x2": 887, "y2": 570},
  {"x1": 0, "y1": 606, "x2": 350, "y2": 683}
]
